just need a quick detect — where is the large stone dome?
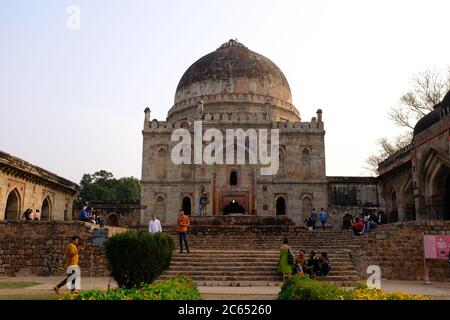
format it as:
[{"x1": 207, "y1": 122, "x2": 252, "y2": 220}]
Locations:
[
  {"x1": 167, "y1": 40, "x2": 300, "y2": 123},
  {"x1": 175, "y1": 39, "x2": 292, "y2": 104}
]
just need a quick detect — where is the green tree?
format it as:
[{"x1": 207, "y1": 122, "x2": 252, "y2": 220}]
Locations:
[{"x1": 79, "y1": 171, "x2": 140, "y2": 202}]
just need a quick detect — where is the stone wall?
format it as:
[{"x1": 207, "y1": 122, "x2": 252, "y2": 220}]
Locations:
[
  {"x1": 0, "y1": 221, "x2": 127, "y2": 277},
  {"x1": 73, "y1": 201, "x2": 141, "y2": 228},
  {"x1": 326, "y1": 176, "x2": 381, "y2": 229},
  {"x1": 351, "y1": 220, "x2": 450, "y2": 281}
]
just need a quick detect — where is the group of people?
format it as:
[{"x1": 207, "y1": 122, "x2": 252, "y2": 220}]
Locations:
[
  {"x1": 305, "y1": 208, "x2": 329, "y2": 230},
  {"x1": 278, "y1": 238, "x2": 331, "y2": 281},
  {"x1": 22, "y1": 208, "x2": 41, "y2": 220},
  {"x1": 351, "y1": 211, "x2": 379, "y2": 236},
  {"x1": 79, "y1": 206, "x2": 104, "y2": 228}
]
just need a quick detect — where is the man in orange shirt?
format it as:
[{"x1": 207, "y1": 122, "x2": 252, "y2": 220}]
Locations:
[
  {"x1": 177, "y1": 209, "x2": 190, "y2": 253},
  {"x1": 53, "y1": 236, "x2": 80, "y2": 294}
]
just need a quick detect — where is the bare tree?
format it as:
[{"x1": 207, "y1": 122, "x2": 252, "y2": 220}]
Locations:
[
  {"x1": 365, "y1": 67, "x2": 450, "y2": 175},
  {"x1": 388, "y1": 67, "x2": 450, "y2": 130},
  {"x1": 365, "y1": 133, "x2": 412, "y2": 175}
]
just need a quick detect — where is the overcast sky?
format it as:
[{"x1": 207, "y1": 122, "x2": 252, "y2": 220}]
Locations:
[{"x1": 1, "y1": 0, "x2": 449, "y2": 183}]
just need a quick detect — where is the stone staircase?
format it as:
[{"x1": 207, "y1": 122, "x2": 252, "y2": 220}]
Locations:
[{"x1": 158, "y1": 216, "x2": 363, "y2": 287}]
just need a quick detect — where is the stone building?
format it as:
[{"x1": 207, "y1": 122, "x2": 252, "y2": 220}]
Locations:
[
  {"x1": 141, "y1": 40, "x2": 328, "y2": 225},
  {"x1": 0, "y1": 151, "x2": 78, "y2": 221},
  {"x1": 378, "y1": 90, "x2": 450, "y2": 222}
]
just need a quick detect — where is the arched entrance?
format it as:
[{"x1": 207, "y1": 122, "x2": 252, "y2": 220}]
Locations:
[
  {"x1": 389, "y1": 190, "x2": 399, "y2": 223},
  {"x1": 230, "y1": 171, "x2": 238, "y2": 186},
  {"x1": 5, "y1": 189, "x2": 21, "y2": 220},
  {"x1": 223, "y1": 200, "x2": 245, "y2": 215},
  {"x1": 302, "y1": 197, "x2": 312, "y2": 222},
  {"x1": 182, "y1": 197, "x2": 192, "y2": 215},
  {"x1": 41, "y1": 197, "x2": 51, "y2": 220},
  {"x1": 444, "y1": 175, "x2": 450, "y2": 220},
  {"x1": 403, "y1": 180, "x2": 415, "y2": 221},
  {"x1": 107, "y1": 214, "x2": 119, "y2": 226},
  {"x1": 276, "y1": 197, "x2": 286, "y2": 215},
  {"x1": 343, "y1": 214, "x2": 353, "y2": 229}
]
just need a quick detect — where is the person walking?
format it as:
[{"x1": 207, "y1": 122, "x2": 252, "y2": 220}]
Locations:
[
  {"x1": 319, "y1": 208, "x2": 328, "y2": 230},
  {"x1": 278, "y1": 238, "x2": 293, "y2": 281},
  {"x1": 148, "y1": 213, "x2": 162, "y2": 233},
  {"x1": 310, "y1": 208, "x2": 318, "y2": 230},
  {"x1": 53, "y1": 236, "x2": 81, "y2": 294},
  {"x1": 177, "y1": 209, "x2": 190, "y2": 253}
]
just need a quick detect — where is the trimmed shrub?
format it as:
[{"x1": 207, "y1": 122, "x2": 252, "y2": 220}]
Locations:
[
  {"x1": 278, "y1": 275, "x2": 349, "y2": 300},
  {"x1": 278, "y1": 275, "x2": 430, "y2": 300},
  {"x1": 62, "y1": 276, "x2": 200, "y2": 300},
  {"x1": 104, "y1": 230, "x2": 174, "y2": 289}
]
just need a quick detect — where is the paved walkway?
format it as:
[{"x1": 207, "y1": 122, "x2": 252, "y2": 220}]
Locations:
[{"x1": 0, "y1": 277, "x2": 449, "y2": 299}]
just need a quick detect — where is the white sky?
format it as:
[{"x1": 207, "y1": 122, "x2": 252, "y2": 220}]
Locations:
[{"x1": 0, "y1": 0, "x2": 449, "y2": 183}]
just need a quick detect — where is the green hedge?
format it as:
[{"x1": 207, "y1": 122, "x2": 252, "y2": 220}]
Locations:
[
  {"x1": 278, "y1": 275, "x2": 430, "y2": 300},
  {"x1": 62, "y1": 276, "x2": 200, "y2": 300},
  {"x1": 104, "y1": 231, "x2": 175, "y2": 289}
]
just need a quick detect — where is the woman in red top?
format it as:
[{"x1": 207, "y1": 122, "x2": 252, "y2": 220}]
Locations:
[{"x1": 352, "y1": 217, "x2": 364, "y2": 236}]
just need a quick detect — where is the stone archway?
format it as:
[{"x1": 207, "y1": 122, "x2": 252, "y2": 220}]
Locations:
[
  {"x1": 223, "y1": 200, "x2": 245, "y2": 215},
  {"x1": 445, "y1": 175, "x2": 450, "y2": 220},
  {"x1": 276, "y1": 197, "x2": 286, "y2": 215},
  {"x1": 5, "y1": 188, "x2": 21, "y2": 220},
  {"x1": 403, "y1": 180, "x2": 415, "y2": 221},
  {"x1": 343, "y1": 214, "x2": 353, "y2": 229},
  {"x1": 389, "y1": 190, "x2": 399, "y2": 223},
  {"x1": 107, "y1": 214, "x2": 119, "y2": 227},
  {"x1": 41, "y1": 196, "x2": 52, "y2": 221},
  {"x1": 302, "y1": 196, "x2": 312, "y2": 222},
  {"x1": 182, "y1": 196, "x2": 192, "y2": 215}
]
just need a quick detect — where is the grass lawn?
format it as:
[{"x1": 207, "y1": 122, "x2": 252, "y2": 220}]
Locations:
[
  {"x1": 0, "y1": 294, "x2": 58, "y2": 300},
  {"x1": 0, "y1": 281, "x2": 41, "y2": 289}
]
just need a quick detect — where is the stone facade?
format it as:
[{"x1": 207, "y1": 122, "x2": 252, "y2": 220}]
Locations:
[
  {"x1": 378, "y1": 91, "x2": 450, "y2": 222},
  {"x1": 0, "y1": 151, "x2": 78, "y2": 221},
  {"x1": 140, "y1": 40, "x2": 328, "y2": 226}
]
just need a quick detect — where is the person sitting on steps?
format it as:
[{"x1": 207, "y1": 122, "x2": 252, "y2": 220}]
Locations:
[
  {"x1": 352, "y1": 217, "x2": 364, "y2": 236},
  {"x1": 317, "y1": 252, "x2": 331, "y2": 277},
  {"x1": 304, "y1": 251, "x2": 319, "y2": 279}
]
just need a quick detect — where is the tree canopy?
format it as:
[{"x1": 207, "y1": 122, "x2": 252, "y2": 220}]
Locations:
[{"x1": 79, "y1": 170, "x2": 140, "y2": 202}]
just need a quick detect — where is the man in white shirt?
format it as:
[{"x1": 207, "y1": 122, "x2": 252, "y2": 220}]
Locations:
[{"x1": 148, "y1": 214, "x2": 162, "y2": 233}]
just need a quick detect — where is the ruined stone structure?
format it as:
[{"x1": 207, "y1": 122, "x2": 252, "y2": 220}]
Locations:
[
  {"x1": 327, "y1": 176, "x2": 380, "y2": 229},
  {"x1": 378, "y1": 91, "x2": 450, "y2": 222},
  {"x1": 73, "y1": 201, "x2": 141, "y2": 228},
  {"x1": 0, "y1": 151, "x2": 78, "y2": 221},
  {"x1": 141, "y1": 40, "x2": 327, "y2": 225}
]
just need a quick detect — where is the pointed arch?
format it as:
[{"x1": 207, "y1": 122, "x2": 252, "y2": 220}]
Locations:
[
  {"x1": 275, "y1": 196, "x2": 286, "y2": 215},
  {"x1": 41, "y1": 196, "x2": 52, "y2": 221},
  {"x1": 5, "y1": 188, "x2": 21, "y2": 220},
  {"x1": 182, "y1": 196, "x2": 192, "y2": 215}
]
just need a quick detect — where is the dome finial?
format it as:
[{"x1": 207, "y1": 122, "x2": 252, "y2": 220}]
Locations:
[{"x1": 218, "y1": 39, "x2": 247, "y2": 50}]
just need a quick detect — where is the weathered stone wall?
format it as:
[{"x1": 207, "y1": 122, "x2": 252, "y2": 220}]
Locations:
[
  {"x1": 351, "y1": 220, "x2": 450, "y2": 281},
  {"x1": 325, "y1": 177, "x2": 381, "y2": 229},
  {"x1": 73, "y1": 201, "x2": 141, "y2": 228},
  {"x1": 0, "y1": 221, "x2": 127, "y2": 277}
]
